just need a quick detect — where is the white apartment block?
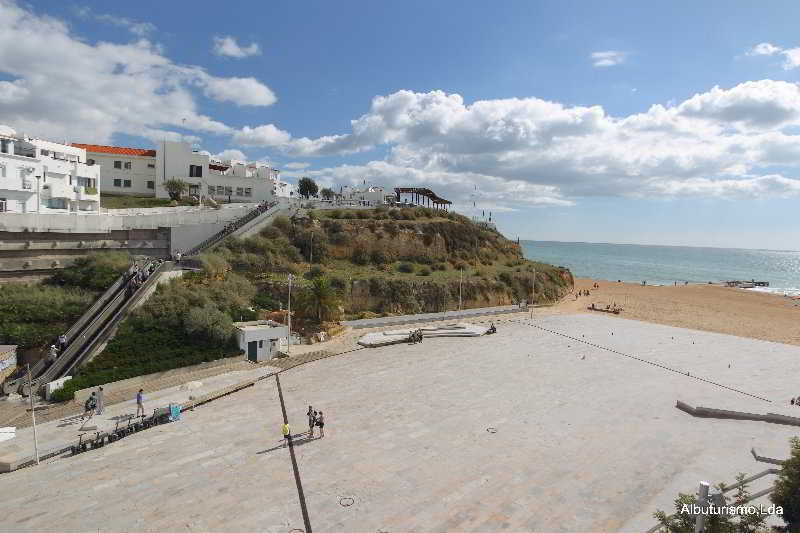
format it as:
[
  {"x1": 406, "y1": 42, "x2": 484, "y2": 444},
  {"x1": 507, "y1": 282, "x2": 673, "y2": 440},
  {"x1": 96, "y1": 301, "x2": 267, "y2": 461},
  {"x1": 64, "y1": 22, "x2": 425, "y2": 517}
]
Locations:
[
  {"x1": 72, "y1": 144, "x2": 157, "y2": 196},
  {"x1": 75, "y1": 140, "x2": 293, "y2": 204},
  {"x1": 154, "y1": 141, "x2": 293, "y2": 204},
  {"x1": 0, "y1": 125, "x2": 100, "y2": 214}
]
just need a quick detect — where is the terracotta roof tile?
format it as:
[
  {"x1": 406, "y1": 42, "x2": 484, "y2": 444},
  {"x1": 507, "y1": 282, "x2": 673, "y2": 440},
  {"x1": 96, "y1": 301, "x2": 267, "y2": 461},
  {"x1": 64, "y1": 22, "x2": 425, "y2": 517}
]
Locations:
[{"x1": 72, "y1": 143, "x2": 157, "y2": 157}]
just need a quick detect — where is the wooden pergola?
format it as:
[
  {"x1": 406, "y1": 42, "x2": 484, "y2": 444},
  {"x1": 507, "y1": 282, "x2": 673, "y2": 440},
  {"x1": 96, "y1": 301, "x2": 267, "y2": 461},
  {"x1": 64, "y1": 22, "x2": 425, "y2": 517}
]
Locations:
[{"x1": 393, "y1": 187, "x2": 452, "y2": 211}]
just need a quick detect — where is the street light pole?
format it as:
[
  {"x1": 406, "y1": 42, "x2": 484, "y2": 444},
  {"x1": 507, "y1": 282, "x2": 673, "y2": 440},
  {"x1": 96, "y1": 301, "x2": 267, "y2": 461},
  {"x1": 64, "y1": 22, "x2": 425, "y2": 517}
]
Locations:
[
  {"x1": 458, "y1": 268, "x2": 463, "y2": 311},
  {"x1": 27, "y1": 364, "x2": 40, "y2": 465},
  {"x1": 287, "y1": 274, "x2": 293, "y2": 356}
]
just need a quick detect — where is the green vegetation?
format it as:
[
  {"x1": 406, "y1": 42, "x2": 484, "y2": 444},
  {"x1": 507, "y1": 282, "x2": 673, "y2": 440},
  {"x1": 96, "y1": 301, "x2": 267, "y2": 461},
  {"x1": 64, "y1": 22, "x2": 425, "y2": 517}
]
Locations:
[
  {"x1": 654, "y1": 474, "x2": 770, "y2": 532},
  {"x1": 771, "y1": 436, "x2": 800, "y2": 531},
  {"x1": 49, "y1": 251, "x2": 131, "y2": 291},
  {"x1": 297, "y1": 177, "x2": 318, "y2": 199},
  {"x1": 207, "y1": 206, "x2": 572, "y2": 319},
  {"x1": 163, "y1": 178, "x2": 189, "y2": 201},
  {"x1": 0, "y1": 285, "x2": 94, "y2": 350},
  {"x1": 100, "y1": 194, "x2": 194, "y2": 209},
  {"x1": 51, "y1": 271, "x2": 257, "y2": 401},
  {"x1": 0, "y1": 252, "x2": 131, "y2": 350},
  {"x1": 654, "y1": 437, "x2": 800, "y2": 532}
]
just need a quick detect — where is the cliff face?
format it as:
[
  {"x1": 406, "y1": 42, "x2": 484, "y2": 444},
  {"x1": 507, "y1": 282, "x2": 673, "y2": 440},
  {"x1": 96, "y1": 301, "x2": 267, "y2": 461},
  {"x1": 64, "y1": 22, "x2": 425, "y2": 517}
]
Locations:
[{"x1": 212, "y1": 206, "x2": 573, "y2": 318}]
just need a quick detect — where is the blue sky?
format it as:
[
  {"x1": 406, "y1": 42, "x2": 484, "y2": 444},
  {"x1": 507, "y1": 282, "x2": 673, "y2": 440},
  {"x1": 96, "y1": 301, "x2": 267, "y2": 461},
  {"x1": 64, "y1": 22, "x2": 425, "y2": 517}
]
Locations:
[{"x1": 2, "y1": 0, "x2": 800, "y2": 249}]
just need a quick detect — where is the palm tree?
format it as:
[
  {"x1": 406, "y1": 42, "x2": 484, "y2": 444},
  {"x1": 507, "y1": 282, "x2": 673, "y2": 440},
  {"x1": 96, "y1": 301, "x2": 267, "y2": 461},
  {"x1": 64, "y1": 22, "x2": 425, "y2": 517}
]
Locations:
[{"x1": 300, "y1": 276, "x2": 340, "y2": 323}]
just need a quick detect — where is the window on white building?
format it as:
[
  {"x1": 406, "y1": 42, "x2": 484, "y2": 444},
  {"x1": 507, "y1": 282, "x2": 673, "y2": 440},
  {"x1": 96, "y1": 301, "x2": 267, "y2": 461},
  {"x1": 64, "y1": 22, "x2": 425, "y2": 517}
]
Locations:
[
  {"x1": 40, "y1": 149, "x2": 49, "y2": 156},
  {"x1": 189, "y1": 164, "x2": 203, "y2": 177},
  {"x1": 113, "y1": 179, "x2": 122, "y2": 187},
  {"x1": 189, "y1": 185, "x2": 199, "y2": 195},
  {"x1": 216, "y1": 186, "x2": 225, "y2": 194},
  {"x1": 87, "y1": 158, "x2": 95, "y2": 166},
  {"x1": 114, "y1": 161, "x2": 122, "y2": 169},
  {"x1": 225, "y1": 186, "x2": 232, "y2": 196},
  {"x1": 123, "y1": 179, "x2": 131, "y2": 188},
  {"x1": 147, "y1": 181, "x2": 154, "y2": 189},
  {"x1": 147, "y1": 163, "x2": 155, "y2": 169},
  {"x1": 244, "y1": 188, "x2": 252, "y2": 197},
  {"x1": 208, "y1": 185, "x2": 215, "y2": 195},
  {"x1": 236, "y1": 187, "x2": 244, "y2": 196},
  {"x1": 124, "y1": 162, "x2": 132, "y2": 170},
  {"x1": 0, "y1": 165, "x2": 5, "y2": 178},
  {"x1": 0, "y1": 139, "x2": 9, "y2": 154}
]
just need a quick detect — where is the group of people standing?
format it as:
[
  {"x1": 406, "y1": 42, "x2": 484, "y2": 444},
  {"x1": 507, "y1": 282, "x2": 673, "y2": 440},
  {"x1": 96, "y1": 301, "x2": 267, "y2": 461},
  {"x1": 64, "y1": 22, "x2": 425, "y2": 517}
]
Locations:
[{"x1": 281, "y1": 405, "x2": 326, "y2": 446}]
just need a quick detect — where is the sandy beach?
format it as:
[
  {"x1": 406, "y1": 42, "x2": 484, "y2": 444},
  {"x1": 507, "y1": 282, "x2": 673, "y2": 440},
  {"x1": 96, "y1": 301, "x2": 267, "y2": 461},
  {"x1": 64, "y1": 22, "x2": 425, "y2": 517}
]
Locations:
[{"x1": 556, "y1": 277, "x2": 800, "y2": 347}]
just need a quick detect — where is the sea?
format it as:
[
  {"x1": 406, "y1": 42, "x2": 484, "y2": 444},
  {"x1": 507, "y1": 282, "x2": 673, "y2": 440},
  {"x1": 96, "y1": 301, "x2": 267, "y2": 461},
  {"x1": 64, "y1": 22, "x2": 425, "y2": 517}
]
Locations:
[{"x1": 521, "y1": 241, "x2": 800, "y2": 297}]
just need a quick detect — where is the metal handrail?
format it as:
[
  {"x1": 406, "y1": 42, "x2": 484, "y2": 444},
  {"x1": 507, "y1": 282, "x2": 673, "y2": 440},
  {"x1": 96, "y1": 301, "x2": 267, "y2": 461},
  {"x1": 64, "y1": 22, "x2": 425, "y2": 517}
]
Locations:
[{"x1": 187, "y1": 201, "x2": 278, "y2": 256}]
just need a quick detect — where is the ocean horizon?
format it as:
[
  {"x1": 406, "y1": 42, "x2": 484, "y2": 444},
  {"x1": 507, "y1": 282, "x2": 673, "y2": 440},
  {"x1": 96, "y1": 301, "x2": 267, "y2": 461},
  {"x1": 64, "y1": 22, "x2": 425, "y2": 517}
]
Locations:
[{"x1": 521, "y1": 240, "x2": 800, "y2": 296}]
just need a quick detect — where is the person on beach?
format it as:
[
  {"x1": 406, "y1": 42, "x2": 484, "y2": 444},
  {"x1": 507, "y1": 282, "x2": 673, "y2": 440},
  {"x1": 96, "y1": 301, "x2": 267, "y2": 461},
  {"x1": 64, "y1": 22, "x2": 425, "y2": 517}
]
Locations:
[
  {"x1": 308, "y1": 407, "x2": 317, "y2": 438},
  {"x1": 282, "y1": 422, "x2": 291, "y2": 446},
  {"x1": 136, "y1": 389, "x2": 145, "y2": 417},
  {"x1": 96, "y1": 386, "x2": 104, "y2": 415},
  {"x1": 316, "y1": 411, "x2": 325, "y2": 438}
]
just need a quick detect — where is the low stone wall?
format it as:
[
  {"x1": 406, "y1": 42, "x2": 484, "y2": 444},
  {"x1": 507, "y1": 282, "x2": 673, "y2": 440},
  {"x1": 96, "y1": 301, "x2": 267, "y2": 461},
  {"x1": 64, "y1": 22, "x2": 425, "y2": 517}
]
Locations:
[
  {"x1": 676, "y1": 400, "x2": 800, "y2": 427},
  {"x1": 73, "y1": 355, "x2": 244, "y2": 404}
]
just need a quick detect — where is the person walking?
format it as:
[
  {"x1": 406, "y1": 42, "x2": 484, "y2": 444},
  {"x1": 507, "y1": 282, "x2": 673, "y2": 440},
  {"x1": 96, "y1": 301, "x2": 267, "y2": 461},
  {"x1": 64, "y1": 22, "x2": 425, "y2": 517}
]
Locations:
[
  {"x1": 58, "y1": 333, "x2": 68, "y2": 353},
  {"x1": 307, "y1": 406, "x2": 316, "y2": 438},
  {"x1": 48, "y1": 344, "x2": 58, "y2": 364},
  {"x1": 282, "y1": 422, "x2": 291, "y2": 446},
  {"x1": 96, "y1": 386, "x2": 105, "y2": 415},
  {"x1": 136, "y1": 389, "x2": 145, "y2": 417},
  {"x1": 82, "y1": 392, "x2": 97, "y2": 421},
  {"x1": 316, "y1": 411, "x2": 325, "y2": 438}
]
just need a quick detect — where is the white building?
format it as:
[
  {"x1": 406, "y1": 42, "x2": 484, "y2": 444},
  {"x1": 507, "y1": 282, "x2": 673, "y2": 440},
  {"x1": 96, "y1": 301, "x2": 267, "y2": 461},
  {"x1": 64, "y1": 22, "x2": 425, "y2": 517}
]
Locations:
[
  {"x1": 72, "y1": 144, "x2": 157, "y2": 197},
  {"x1": 73, "y1": 140, "x2": 292, "y2": 204},
  {"x1": 0, "y1": 126, "x2": 100, "y2": 214},
  {"x1": 339, "y1": 185, "x2": 391, "y2": 206},
  {"x1": 233, "y1": 320, "x2": 289, "y2": 362}
]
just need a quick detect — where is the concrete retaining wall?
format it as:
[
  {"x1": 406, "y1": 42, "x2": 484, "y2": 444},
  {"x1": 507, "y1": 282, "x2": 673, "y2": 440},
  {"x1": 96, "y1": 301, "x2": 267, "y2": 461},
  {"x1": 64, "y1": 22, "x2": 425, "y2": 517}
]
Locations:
[
  {"x1": 0, "y1": 204, "x2": 256, "y2": 233},
  {"x1": 73, "y1": 355, "x2": 245, "y2": 404}
]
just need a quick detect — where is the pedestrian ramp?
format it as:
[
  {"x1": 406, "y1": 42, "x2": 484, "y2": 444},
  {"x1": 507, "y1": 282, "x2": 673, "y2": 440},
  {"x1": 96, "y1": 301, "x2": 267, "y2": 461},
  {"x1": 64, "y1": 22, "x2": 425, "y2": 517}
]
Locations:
[{"x1": 357, "y1": 322, "x2": 491, "y2": 347}]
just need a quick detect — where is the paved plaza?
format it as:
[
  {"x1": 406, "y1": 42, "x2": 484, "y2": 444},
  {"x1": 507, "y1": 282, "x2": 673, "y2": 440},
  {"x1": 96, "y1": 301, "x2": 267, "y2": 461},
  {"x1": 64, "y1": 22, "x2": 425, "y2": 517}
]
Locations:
[{"x1": 1, "y1": 313, "x2": 799, "y2": 532}]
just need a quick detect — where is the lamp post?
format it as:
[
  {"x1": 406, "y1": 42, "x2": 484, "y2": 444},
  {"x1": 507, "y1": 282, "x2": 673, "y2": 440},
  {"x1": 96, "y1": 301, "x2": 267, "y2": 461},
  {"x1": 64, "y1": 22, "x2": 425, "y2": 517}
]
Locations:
[
  {"x1": 35, "y1": 174, "x2": 41, "y2": 213},
  {"x1": 458, "y1": 268, "x2": 463, "y2": 311},
  {"x1": 27, "y1": 364, "x2": 40, "y2": 465},
  {"x1": 530, "y1": 268, "x2": 536, "y2": 320},
  {"x1": 287, "y1": 274, "x2": 293, "y2": 356}
]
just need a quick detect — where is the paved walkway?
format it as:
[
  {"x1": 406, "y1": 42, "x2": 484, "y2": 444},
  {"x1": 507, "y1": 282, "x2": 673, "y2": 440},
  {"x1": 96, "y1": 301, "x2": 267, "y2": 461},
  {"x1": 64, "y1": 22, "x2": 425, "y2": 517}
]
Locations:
[
  {"x1": 3, "y1": 314, "x2": 798, "y2": 531},
  {"x1": 0, "y1": 359, "x2": 257, "y2": 429},
  {"x1": 0, "y1": 365, "x2": 278, "y2": 472}
]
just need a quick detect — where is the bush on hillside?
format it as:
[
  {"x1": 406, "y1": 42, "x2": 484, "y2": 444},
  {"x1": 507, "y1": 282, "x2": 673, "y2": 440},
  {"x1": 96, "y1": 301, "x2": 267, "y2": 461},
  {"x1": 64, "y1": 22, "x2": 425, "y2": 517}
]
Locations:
[
  {"x1": 352, "y1": 246, "x2": 370, "y2": 266},
  {"x1": 0, "y1": 284, "x2": 95, "y2": 349},
  {"x1": 48, "y1": 252, "x2": 131, "y2": 291},
  {"x1": 419, "y1": 267, "x2": 432, "y2": 276},
  {"x1": 397, "y1": 262, "x2": 414, "y2": 273}
]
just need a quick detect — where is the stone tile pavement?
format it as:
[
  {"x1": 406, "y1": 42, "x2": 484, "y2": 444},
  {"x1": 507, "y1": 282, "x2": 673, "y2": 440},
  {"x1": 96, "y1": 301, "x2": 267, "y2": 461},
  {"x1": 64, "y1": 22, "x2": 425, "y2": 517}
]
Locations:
[{"x1": 1, "y1": 314, "x2": 799, "y2": 532}]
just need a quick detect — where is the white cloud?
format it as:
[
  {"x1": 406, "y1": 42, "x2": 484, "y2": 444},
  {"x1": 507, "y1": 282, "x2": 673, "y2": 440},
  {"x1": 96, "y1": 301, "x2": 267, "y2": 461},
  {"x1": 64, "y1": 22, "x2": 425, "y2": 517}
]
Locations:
[
  {"x1": 746, "y1": 42, "x2": 800, "y2": 70},
  {"x1": 233, "y1": 81, "x2": 800, "y2": 206},
  {"x1": 285, "y1": 162, "x2": 310, "y2": 169},
  {"x1": 213, "y1": 149, "x2": 247, "y2": 161},
  {"x1": 590, "y1": 50, "x2": 626, "y2": 67},
  {"x1": 232, "y1": 124, "x2": 292, "y2": 147},
  {"x1": 212, "y1": 36, "x2": 261, "y2": 58},
  {"x1": 0, "y1": 80, "x2": 29, "y2": 103},
  {"x1": 199, "y1": 75, "x2": 276, "y2": 106},
  {"x1": 74, "y1": 6, "x2": 155, "y2": 37},
  {"x1": 0, "y1": 0, "x2": 276, "y2": 144}
]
